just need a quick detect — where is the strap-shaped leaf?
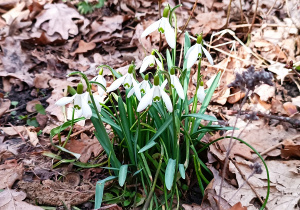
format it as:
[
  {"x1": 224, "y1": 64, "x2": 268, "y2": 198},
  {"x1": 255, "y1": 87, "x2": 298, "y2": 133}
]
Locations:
[
  {"x1": 95, "y1": 176, "x2": 117, "y2": 209},
  {"x1": 118, "y1": 165, "x2": 128, "y2": 187},
  {"x1": 165, "y1": 158, "x2": 176, "y2": 190},
  {"x1": 182, "y1": 113, "x2": 217, "y2": 122}
]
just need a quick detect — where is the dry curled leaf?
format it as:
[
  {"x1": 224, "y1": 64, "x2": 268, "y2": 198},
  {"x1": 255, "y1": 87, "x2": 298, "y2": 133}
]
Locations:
[
  {"x1": 35, "y1": 3, "x2": 86, "y2": 39},
  {"x1": 0, "y1": 99, "x2": 11, "y2": 118},
  {"x1": 70, "y1": 40, "x2": 96, "y2": 56},
  {"x1": 0, "y1": 160, "x2": 23, "y2": 189}
]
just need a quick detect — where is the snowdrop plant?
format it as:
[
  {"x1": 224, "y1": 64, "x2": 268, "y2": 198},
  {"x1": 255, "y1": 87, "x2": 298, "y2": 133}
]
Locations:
[
  {"x1": 141, "y1": 6, "x2": 176, "y2": 49},
  {"x1": 50, "y1": 4, "x2": 270, "y2": 210}
]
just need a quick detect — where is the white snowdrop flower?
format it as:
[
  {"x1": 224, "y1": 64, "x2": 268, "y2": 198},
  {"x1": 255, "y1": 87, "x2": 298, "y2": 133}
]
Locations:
[
  {"x1": 137, "y1": 75, "x2": 173, "y2": 112},
  {"x1": 91, "y1": 68, "x2": 106, "y2": 96},
  {"x1": 140, "y1": 51, "x2": 163, "y2": 73},
  {"x1": 197, "y1": 82, "x2": 205, "y2": 103},
  {"x1": 141, "y1": 6, "x2": 176, "y2": 49},
  {"x1": 55, "y1": 83, "x2": 92, "y2": 119},
  {"x1": 139, "y1": 74, "x2": 151, "y2": 94},
  {"x1": 185, "y1": 35, "x2": 214, "y2": 69},
  {"x1": 169, "y1": 68, "x2": 185, "y2": 100},
  {"x1": 107, "y1": 64, "x2": 141, "y2": 101}
]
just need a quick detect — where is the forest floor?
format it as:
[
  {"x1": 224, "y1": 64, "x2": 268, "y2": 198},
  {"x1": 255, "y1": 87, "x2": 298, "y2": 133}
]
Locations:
[{"x1": 0, "y1": 0, "x2": 300, "y2": 209}]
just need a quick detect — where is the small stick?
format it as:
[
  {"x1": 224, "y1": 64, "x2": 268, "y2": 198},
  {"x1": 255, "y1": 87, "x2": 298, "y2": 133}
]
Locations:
[
  {"x1": 178, "y1": 38, "x2": 184, "y2": 68},
  {"x1": 246, "y1": 0, "x2": 259, "y2": 37},
  {"x1": 231, "y1": 159, "x2": 267, "y2": 209},
  {"x1": 69, "y1": 125, "x2": 94, "y2": 138},
  {"x1": 158, "y1": 0, "x2": 162, "y2": 52},
  {"x1": 177, "y1": 0, "x2": 198, "y2": 40},
  {"x1": 252, "y1": 142, "x2": 283, "y2": 161},
  {"x1": 225, "y1": 0, "x2": 233, "y2": 28},
  {"x1": 8, "y1": 122, "x2": 25, "y2": 142}
]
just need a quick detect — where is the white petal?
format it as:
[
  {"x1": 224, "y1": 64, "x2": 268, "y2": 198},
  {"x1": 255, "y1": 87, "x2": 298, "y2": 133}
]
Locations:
[
  {"x1": 141, "y1": 19, "x2": 162, "y2": 38},
  {"x1": 93, "y1": 94, "x2": 102, "y2": 112},
  {"x1": 123, "y1": 74, "x2": 133, "y2": 89},
  {"x1": 201, "y1": 45, "x2": 214, "y2": 65},
  {"x1": 154, "y1": 57, "x2": 163, "y2": 70},
  {"x1": 91, "y1": 75, "x2": 98, "y2": 81},
  {"x1": 160, "y1": 88, "x2": 173, "y2": 112},
  {"x1": 127, "y1": 87, "x2": 135, "y2": 98},
  {"x1": 161, "y1": 79, "x2": 168, "y2": 89},
  {"x1": 137, "y1": 88, "x2": 154, "y2": 112},
  {"x1": 164, "y1": 18, "x2": 176, "y2": 49},
  {"x1": 55, "y1": 95, "x2": 76, "y2": 106},
  {"x1": 81, "y1": 100, "x2": 92, "y2": 119},
  {"x1": 187, "y1": 43, "x2": 200, "y2": 69},
  {"x1": 197, "y1": 86, "x2": 206, "y2": 103},
  {"x1": 106, "y1": 75, "x2": 126, "y2": 92},
  {"x1": 173, "y1": 75, "x2": 185, "y2": 99},
  {"x1": 185, "y1": 44, "x2": 196, "y2": 59},
  {"x1": 132, "y1": 79, "x2": 141, "y2": 101},
  {"x1": 140, "y1": 56, "x2": 152, "y2": 73}
]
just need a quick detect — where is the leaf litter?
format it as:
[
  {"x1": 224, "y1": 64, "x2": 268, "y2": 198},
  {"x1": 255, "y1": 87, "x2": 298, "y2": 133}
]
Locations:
[{"x1": 0, "y1": 0, "x2": 300, "y2": 209}]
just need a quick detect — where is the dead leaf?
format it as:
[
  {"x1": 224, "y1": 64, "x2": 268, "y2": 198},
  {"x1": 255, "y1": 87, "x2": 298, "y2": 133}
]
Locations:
[
  {"x1": 0, "y1": 37, "x2": 33, "y2": 73},
  {"x1": 34, "y1": 72, "x2": 52, "y2": 88},
  {"x1": 227, "y1": 88, "x2": 246, "y2": 104},
  {"x1": 281, "y1": 139, "x2": 300, "y2": 159},
  {"x1": 268, "y1": 62, "x2": 291, "y2": 84},
  {"x1": 99, "y1": 204, "x2": 123, "y2": 210},
  {"x1": 0, "y1": 160, "x2": 23, "y2": 189},
  {"x1": 0, "y1": 99, "x2": 10, "y2": 118},
  {"x1": 65, "y1": 133, "x2": 103, "y2": 163},
  {"x1": 254, "y1": 84, "x2": 275, "y2": 102},
  {"x1": 182, "y1": 203, "x2": 202, "y2": 210},
  {"x1": 70, "y1": 40, "x2": 96, "y2": 56},
  {"x1": 292, "y1": 96, "x2": 300, "y2": 107},
  {"x1": 26, "y1": 100, "x2": 42, "y2": 113},
  {"x1": 283, "y1": 102, "x2": 298, "y2": 116},
  {"x1": 229, "y1": 202, "x2": 247, "y2": 210},
  {"x1": 35, "y1": 3, "x2": 86, "y2": 39},
  {"x1": 192, "y1": 12, "x2": 226, "y2": 36},
  {"x1": 0, "y1": 189, "x2": 43, "y2": 210},
  {"x1": 25, "y1": 127, "x2": 39, "y2": 146},
  {"x1": 18, "y1": 179, "x2": 95, "y2": 207},
  {"x1": 0, "y1": 126, "x2": 27, "y2": 136}
]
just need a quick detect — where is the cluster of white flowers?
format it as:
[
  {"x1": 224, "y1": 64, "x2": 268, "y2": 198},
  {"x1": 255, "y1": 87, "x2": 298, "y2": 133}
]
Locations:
[{"x1": 55, "y1": 5, "x2": 214, "y2": 119}]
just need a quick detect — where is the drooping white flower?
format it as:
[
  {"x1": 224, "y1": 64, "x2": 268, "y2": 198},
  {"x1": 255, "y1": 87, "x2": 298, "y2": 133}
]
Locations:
[
  {"x1": 185, "y1": 35, "x2": 214, "y2": 69},
  {"x1": 140, "y1": 52, "x2": 163, "y2": 73},
  {"x1": 139, "y1": 77, "x2": 151, "y2": 94},
  {"x1": 137, "y1": 76, "x2": 173, "y2": 112},
  {"x1": 168, "y1": 68, "x2": 185, "y2": 100},
  {"x1": 141, "y1": 6, "x2": 175, "y2": 49},
  {"x1": 107, "y1": 65, "x2": 141, "y2": 101},
  {"x1": 197, "y1": 83, "x2": 205, "y2": 103},
  {"x1": 55, "y1": 83, "x2": 92, "y2": 119},
  {"x1": 91, "y1": 68, "x2": 106, "y2": 96}
]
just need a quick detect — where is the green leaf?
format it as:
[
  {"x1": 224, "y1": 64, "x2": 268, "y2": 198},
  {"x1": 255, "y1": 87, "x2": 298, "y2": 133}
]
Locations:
[
  {"x1": 166, "y1": 49, "x2": 173, "y2": 72},
  {"x1": 182, "y1": 113, "x2": 217, "y2": 122},
  {"x1": 11, "y1": 101, "x2": 18, "y2": 107},
  {"x1": 193, "y1": 72, "x2": 221, "y2": 132},
  {"x1": 27, "y1": 118, "x2": 39, "y2": 127},
  {"x1": 35, "y1": 104, "x2": 46, "y2": 115},
  {"x1": 179, "y1": 164, "x2": 185, "y2": 179},
  {"x1": 56, "y1": 146, "x2": 81, "y2": 159},
  {"x1": 50, "y1": 117, "x2": 85, "y2": 138},
  {"x1": 139, "y1": 115, "x2": 173, "y2": 153},
  {"x1": 124, "y1": 200, "x2": 131, "y2": 207},
  {"x1": 118, "y1": 165, "x2": 128, "y2": 187},
  {"x1": 42, "y1": 151, "x2": 62, "y2": 160},
  {"x1": 165, "y1": 158, "x2": 176, "y2": 190},
  {"x1": 95, "y1": 176, "x2": 117, "y2": 209}
]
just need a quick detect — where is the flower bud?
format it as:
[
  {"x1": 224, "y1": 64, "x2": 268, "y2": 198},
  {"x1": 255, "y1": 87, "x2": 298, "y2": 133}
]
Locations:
[
  {"x1": 154, "y1": 75, "x2": 159, "y2": 86},
  {"x1": 163, "y1": 6, "x2": 170, "y2": 18},
  {"x1": 128, "y1": 64, "x2": 135, "y2": 73},
  {"x1": 77, "y1": 83, "x2": 84, "y2": 94},
  {"x1": 145, "y1": 74, "x2": 149, "y2": 80},
  {"x1": 98, "y1": 68, "x2": 103, "y2": 75},
  {"x1": 196, "y1": 34, "x2": 203, "y2": 44}
]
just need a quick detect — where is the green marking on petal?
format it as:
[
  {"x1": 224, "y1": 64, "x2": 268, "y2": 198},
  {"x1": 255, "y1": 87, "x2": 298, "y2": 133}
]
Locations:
[
  {"x1": 153, "y1": 96, "x2": 161, "y2": 102},
  {"x1": 158, "y1": 27, "x2": 165, "y2": 33},
  {"x1": 124, "y1": 83, "x2": 130, "y2": 89},
  {"x1": 149, "y1": 63, "x2": 154, "y2": 67},
  {"x1": 74, "y1": 105, "x2": 81, "y2": 110},
  {"x1": 141, "y1": 89, "x2": 145, "y2": 94}
]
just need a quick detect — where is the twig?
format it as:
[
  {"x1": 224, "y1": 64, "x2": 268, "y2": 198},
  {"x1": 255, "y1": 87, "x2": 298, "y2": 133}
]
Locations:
[
  {"x1": 246, "y1": 0, "x2": 259, "y2": 37},
  {"x1": 225, "y1": 110, "x2": 300, "y2": 127},
  {"x1": 252, "y1": 142, "x2": 283, "y2": 162},
  {"x1": 158, "y1": 0, "x2": 162, "y2": 52},
  {"x1": 8, "y1": 122, "x2": 25, "y2": 142},
  {"x1": 230, "y1": 159, "x2": 267, "y2": 209},
  {"x1": 178, "y1": 38, "x2": 184, "y2": 68},
  {"x1": 69, "y1": 125, "x2": 94, "y2": 138},
  {"x1": 177, "y1": 0, "x2": 198, "y2": 40},
  {"x1": 225, "y1": 0, "x2": 233, "y2": 28}
]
